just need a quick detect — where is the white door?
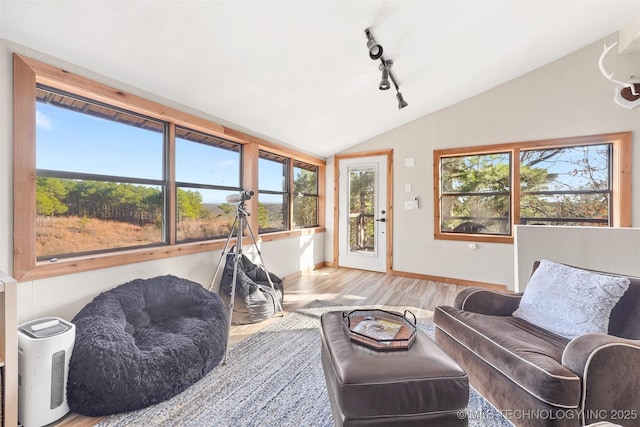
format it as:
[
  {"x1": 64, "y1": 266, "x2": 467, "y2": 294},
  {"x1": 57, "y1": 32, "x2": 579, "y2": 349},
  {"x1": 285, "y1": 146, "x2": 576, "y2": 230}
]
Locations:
[{"x1": 338, "y1": 155, "x2": 388, "y2": 272}]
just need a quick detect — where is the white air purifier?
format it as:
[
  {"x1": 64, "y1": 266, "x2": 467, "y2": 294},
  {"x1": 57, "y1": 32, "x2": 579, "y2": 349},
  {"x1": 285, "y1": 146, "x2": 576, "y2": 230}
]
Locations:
[{"x1": 18, "y1": 317, "x2": 75, "y2": 427}]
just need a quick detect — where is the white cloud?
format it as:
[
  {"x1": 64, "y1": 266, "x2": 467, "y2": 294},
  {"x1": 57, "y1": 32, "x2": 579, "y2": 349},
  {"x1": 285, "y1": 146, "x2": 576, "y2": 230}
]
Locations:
[{"x1": 36, "y1": 110, "x2": 53, "y2": 130}]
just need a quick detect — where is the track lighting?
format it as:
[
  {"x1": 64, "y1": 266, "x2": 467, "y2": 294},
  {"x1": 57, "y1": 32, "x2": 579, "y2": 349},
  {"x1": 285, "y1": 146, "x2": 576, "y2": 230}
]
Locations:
[
  {"x1": 366, "y1": 39, "x2": 383, "y2": 60},
  {"x1": 364, "y1": 28, "x2": 408, "y2": 109},
  {"x1": 379, "y1": 60, "x2": 392, "y2": 90},
  {"x1": 396, "y1": 90, "x2": 408, "y2": 109},
  {"x1": 365, "y1": 28, "x2": 383, "y2": 60}
]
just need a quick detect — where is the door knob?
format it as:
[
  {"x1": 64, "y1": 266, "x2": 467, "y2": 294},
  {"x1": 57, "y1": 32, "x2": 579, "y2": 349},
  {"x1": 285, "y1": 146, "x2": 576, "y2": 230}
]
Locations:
[{"x1": 375, "y1": 218, "x2": 386, "y2": 223}]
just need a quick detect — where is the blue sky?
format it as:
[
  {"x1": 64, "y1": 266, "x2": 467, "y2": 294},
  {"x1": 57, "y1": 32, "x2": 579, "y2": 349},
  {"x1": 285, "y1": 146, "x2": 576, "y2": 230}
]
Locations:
[
  {"x1": 36, "y1": 101, "x2": 283, "y2": 203},
  {"x1": 36, "y1": 103, "x2": 164, "y2": 179},
  {"x1": 520, "y1": 145, "x2": 608, "y2": 191}
]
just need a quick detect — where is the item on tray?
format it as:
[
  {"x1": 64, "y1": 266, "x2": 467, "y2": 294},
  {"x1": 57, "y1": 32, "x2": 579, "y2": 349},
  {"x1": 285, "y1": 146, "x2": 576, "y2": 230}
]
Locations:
[
  {"x1": 343, "y1": 309, "x2": 417, "y2": 351},
  {"x1": 351, "y1": 316, "x2": 403, "y2": 341}
]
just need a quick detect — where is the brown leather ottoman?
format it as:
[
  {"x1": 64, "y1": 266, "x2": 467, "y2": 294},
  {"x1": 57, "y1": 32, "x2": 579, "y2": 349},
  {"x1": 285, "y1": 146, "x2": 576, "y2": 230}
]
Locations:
[{"x1": 320, "y1": 311, "x2": 469, "y2": 426}]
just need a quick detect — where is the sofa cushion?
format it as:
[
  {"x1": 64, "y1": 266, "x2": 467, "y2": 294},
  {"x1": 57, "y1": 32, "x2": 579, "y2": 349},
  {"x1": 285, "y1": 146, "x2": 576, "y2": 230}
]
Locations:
[
  {"x1": 513, "y1": 260, "x2": 630, "y2": 340},
  {"x1": 434, "y1": 305, "x2": 581, "y2": 408}
]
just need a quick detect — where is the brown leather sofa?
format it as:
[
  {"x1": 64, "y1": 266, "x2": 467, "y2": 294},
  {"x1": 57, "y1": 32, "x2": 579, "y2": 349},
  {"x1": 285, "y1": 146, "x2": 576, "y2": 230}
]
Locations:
[{"x1": 434, "y1": 261, "x2": 640, "y2": 427}]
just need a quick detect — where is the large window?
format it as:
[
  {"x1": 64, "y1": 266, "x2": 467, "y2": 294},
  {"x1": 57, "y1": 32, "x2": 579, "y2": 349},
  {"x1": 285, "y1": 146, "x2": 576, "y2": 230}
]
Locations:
[
  {"x1": 258, "y1": 151, "x2": 288, "y2": 233},
  {"x1": 36, "y1": 86, "x2": 166, "y2": 258},
  {"x1": 257, "y1": 153, "x2": 321, "y2": 232},
  {"x1": 175, "y1": 127, "x2": 242, "y2": 242},
  {"x1": 34, "y1": 87, "x2": 246, "y2": 257},
  {"x1": 14, "y1": 54, "x2": 325, "y2": 281},
  {"x1": 519, "y1": 144, "x2": 612, "y2": 227},
  {"x1": 293, "y1": 160, "x2": 319, "y2": 228},
  {"x1": 440, "y1": 153, "x2": 511, "y2": 235},
  {"x1": 434, "y1": 133, "x2": 632, "y2": 243}
]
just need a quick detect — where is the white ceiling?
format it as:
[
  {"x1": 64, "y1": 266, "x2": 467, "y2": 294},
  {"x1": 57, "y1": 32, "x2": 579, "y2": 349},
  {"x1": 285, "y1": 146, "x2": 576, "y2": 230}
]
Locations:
[{"x1": 2, "y1": 1, "x2": 640, "y2": 158}]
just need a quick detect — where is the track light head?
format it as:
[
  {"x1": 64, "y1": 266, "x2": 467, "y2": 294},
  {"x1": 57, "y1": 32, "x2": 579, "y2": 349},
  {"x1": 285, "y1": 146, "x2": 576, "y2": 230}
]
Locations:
[
  {"x1": 379, "y1": 70, "x2": 390, "y2": 90},
  {"x1": 396, "y1": 91, "x2": 408, "y2": 109},
  {"x1": 379, "y1": 60, "x2": 392, "y2": 90},
  {"x1": 367, "y1": 40, "x2": 383, "y2": 60},
  {"x1": 365, "y1": 28, "x2": 383, "y2": 60}
]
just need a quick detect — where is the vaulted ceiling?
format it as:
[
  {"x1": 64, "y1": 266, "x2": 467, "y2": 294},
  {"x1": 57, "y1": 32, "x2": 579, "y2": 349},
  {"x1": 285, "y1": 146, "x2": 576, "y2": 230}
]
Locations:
[{"x1": 2, "y1": 1, "x2": 639, "y2": 158}]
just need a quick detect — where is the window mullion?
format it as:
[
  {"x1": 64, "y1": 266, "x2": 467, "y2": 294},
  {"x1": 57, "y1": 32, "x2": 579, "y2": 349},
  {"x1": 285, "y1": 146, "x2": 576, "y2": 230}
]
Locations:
[
  {"x1": 167, "y1": 123, "x2": 176, "y2": 245},
  {"x1": 512, "y1": 148, "x2": 520, "y2": 231},
  {"x1": 243, "y1": 143, "x2": 259, "y2": 235},
  {"x1": 35, "y1": 169, "x2": 164, "y2": 187},
  {"x1": 288, "y1": 160, "x2": 294, "y2": 230},
  {"x1": 441, "y1": 191, "x2": 510, "y2": 197},
  {"x1": 612, "y1": 136, "x2": 632, "y2": 227}
]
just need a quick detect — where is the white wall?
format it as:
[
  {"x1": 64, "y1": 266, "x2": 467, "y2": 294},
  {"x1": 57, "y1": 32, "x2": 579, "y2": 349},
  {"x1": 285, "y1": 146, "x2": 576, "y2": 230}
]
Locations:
[
  {"x1": 16, "y1": 232, "x2": 324, "y2": 324},
  {"x1": 514, "y1": 225, "x2": 640, "y2": 291},
  {"x1": 330, "y1": 34, "x2": 640, "y2": 290},
  {"x1": 0, "y1": 39, "x2": 324, "y2": 324}
]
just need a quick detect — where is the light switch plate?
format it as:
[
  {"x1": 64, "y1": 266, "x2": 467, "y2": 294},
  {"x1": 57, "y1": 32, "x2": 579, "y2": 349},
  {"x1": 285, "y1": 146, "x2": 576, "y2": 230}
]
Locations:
[
  {"x1": 405, "y1": 157, "x2": 415, "y2": 167},
  {"x1": 404, "y1": 200, "x2": 414, "y2": 209},
  {"x1": 405, "y1": 183, "x2": 412, "y2": 192}
]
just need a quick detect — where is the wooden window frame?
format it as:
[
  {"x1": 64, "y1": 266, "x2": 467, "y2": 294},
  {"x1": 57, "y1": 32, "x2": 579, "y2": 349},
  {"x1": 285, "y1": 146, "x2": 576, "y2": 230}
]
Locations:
[
  {"x1": 433, "y1": 132, "x2": 632, "y2": 244},
  {"x1": 258, "y1": 150, "x2": 290, "y2": 233},
  {"x1": 13, "y1": 54, "x2": 325, "y2": 282},
  {"x1": 292, "y1": 160, "x2": 320, "y2": 229},
  {"x1": 174, "y1": 125, "x2": 244, "y2": 243},
  {"x1": 35, "y1": 85, "x2": 171, "y2": 257}
]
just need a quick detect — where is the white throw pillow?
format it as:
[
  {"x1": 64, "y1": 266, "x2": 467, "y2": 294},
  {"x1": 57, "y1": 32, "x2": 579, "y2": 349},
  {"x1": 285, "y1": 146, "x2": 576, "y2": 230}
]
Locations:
[{"x1": 513, "y1": 259, "x2": 630, "y2": 339}]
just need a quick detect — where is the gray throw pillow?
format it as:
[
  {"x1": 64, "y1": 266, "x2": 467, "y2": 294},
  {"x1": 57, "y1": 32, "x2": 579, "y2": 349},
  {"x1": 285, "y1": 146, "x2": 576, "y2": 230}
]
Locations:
[{"x1": 513, "y1": 259, "x2": 630, "y2": 339}]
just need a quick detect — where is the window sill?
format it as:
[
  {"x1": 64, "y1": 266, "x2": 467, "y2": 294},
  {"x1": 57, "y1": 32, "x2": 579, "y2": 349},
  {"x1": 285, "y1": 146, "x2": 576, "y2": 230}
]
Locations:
[
  {"x1": 434, "y1": 232, "x2": 514, "y2": 244},
  {"x1": 21, "y1": 226, "x2": 326, "y2": 282},
  {"x1": 259, "y1": 226, "x2": 325, "y2": 242}
]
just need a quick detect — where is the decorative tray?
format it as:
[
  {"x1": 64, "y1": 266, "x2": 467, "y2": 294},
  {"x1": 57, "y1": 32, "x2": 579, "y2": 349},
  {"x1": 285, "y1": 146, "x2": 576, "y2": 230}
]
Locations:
[{"x1": 342, "y1": 309, "x2": 417, "y2": 351}]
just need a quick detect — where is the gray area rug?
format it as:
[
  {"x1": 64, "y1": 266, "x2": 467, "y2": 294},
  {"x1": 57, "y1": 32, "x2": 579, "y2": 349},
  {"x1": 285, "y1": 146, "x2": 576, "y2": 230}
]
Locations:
[{"x1": 97, "y1": 300, "x2": 512, "y2": 426}]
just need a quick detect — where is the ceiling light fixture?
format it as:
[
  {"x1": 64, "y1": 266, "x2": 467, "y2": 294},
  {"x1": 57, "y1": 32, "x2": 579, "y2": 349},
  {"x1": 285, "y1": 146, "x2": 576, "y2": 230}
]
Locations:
[
  {"x1": 379, "y1": 60, "x2": 392, "y2": 90},
  {"x1": 396, "y1": 90, "x2": 408, "y2": 109},
  {"x1": 366, "y1": 34, "x2": 383, "y2": 60},
  {"x1": 364, "y1": 28, "x2": 408, "y2": 109}
]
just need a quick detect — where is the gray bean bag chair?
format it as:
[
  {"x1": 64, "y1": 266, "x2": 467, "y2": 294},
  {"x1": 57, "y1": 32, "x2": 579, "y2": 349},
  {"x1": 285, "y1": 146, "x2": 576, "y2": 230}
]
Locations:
[
  {"x1": 220, "y1": 251, "x2": 284, "y2": 325},
  {"x1": 67, "y1": 275, "x2": 228, "y2": 416}
]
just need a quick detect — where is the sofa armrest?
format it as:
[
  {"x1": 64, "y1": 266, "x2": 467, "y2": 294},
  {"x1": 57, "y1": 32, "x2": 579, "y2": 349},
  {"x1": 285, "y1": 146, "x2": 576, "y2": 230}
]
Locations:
[
  {"x1": 563, "y1": 334, "x2": 640, "y2": 425},
  {"x1": 453, "y1": 287, "x2": 523, "y2": 316}
]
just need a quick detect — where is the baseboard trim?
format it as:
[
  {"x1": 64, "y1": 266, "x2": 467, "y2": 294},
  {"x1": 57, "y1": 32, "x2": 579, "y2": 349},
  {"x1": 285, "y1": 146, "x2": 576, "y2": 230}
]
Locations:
[
  {"x1": 389, "y1": 268, "x2": 507, "y2": 291},
  {"x1": 282, "y1": 261, "x2": 327, "y2": 282}
]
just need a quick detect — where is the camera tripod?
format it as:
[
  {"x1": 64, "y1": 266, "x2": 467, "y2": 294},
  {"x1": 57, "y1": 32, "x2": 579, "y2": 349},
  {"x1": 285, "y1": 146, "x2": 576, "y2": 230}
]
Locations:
[{"x1": 209, "y1": 192, "x2": 284, "y2": 364}]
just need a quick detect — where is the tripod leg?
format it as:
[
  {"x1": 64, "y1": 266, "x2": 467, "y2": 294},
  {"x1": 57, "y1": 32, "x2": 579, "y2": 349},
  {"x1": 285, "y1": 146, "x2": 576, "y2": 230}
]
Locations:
[
  {"x1": 244, "y1": 221, "x2": 285, "y2": 317},
  {"x1": 222, "y1": 245, "x2": 240, "y2": 365},
  {"x1": 208, "y1": 216, "x2": 238, "y2": 291},
  {"x1": 223, "y1": 213, "x2": 244, "y2": 365}
]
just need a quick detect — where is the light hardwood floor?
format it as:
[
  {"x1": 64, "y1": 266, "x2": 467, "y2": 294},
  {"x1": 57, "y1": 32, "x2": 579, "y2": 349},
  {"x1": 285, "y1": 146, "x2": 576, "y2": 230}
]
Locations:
[{"x1": 56, "y1": 267, "x2": 468, "y2": 426}]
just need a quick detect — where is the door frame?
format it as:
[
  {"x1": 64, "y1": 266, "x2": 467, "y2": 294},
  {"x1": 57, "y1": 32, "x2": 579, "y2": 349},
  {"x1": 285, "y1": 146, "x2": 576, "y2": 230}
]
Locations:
[{"x1": 333, "y1": 149, "x2": 393, "y2": 272}]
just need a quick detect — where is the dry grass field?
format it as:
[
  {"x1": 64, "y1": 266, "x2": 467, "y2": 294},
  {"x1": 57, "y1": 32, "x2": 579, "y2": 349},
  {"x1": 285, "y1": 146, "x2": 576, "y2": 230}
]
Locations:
[
  {"x1": 36, "y1": 216, "x2": 161, "y2": 257},
  {"x1": 36, "y1": 211, "x2": 282, "y2": 257},
  {"x1": 36, "y1": 215, "x2": 233, "y2": 257}
]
